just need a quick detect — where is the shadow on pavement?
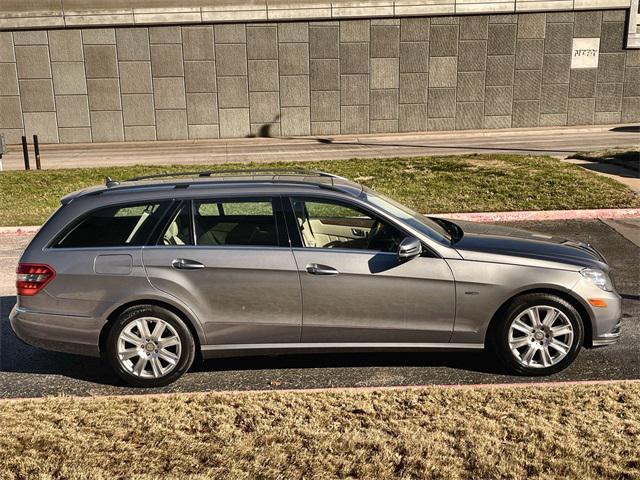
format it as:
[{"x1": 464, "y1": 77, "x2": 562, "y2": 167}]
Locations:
[
  {"x1": 1, "y1": 296, "x2": 120, "y2": 385},
  {"x1": 1, "y1": 294, "x2": 507, "y2": 387},
  {"x1": 314, "y1": 137, "x2": 579, "y2": 154},
  {"x1": 198, "y1": 350, "x2": 505, "y2": 376},
  {"x1": 610, "y1": 126, "x2": 640, "y2": 133},
  {"x1": 575, "y1": 161, "x2": 639, "y2": 179}
]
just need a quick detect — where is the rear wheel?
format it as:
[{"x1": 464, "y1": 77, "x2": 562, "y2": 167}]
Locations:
[
  {"x1": 492, "y1": 293, "x2": 584, "y2": 376},
  {"x1": 106, "y1": 305, "x2": 195, "y2": 387}
]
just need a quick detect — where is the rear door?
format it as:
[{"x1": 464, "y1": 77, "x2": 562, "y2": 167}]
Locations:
[
  {"x1": 287, "y1": 196, "x2": 456, "y2": 343},
  {"x1": 142, "y1": 196, "x2": 303, "y2": 345},
  {"x1": 27, "y1": 201, "x2": 170, "y2": 321}
]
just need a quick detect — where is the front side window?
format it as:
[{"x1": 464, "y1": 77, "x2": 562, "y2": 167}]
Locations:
[
  {"x1": 363, "y1": 189, "x2": 451, "y2": 245},
  {"x1": 290, "y1": 198, "x2": 405, "y2": 253},
  {"x1": 54, "y1": 202, "x2": 167, "y2": 248},
  {"x1": 193, "y1": 198, "x2": 277, "y2": 247}
]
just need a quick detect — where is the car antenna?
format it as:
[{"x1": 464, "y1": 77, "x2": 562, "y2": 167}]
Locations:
[{"x1": 105, "y1": 176, "x2": 120, "y2": 188}]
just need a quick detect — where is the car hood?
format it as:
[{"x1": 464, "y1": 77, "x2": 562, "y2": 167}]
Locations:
[{"x1": 444, "y1": 219, "x2": 607, "y2": 270}]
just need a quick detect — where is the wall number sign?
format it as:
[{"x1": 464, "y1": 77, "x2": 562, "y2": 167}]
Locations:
[{"x1": 571, "y1": 38, "x2": 600, "y2": 69}]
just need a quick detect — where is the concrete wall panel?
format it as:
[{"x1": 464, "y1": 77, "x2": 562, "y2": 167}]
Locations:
[
  {"x1": 84, "y1": 44, "x2": 118, "y2": 77},
  {"x1": 122, "y1": 93, "x2": 155, "y2": 126},
  {"x1": 0, "y1": 8, "x2": 634, "y2": 144},
  {"x1": 51, "y1": 61, "x2": 86, "y2": 94},
  {"x1": 310, "y1": 58, "x2": 340, "y2": 90},
  {"x1": 150, "y1": 44, "x2": 184, "y2": 77},
  {"x1": 184, "y1": 61, "x2": 216, "y2": 92},
  {"x1": 0, "y1": 64, "x2": 19, "y2": 96},
  {"x1": 23, "y1": 111, "x2": 58, "y2": 142},
  {"x1": 119, "y1": 61, "x2": 153, "y2": 94},
  {"x1": 56, "y1": 95, "x2": 90, "y2": 127},
  {"x1": 19, "y1": 78, "x2": 54, "y2": 111},
  {"x1": 279, "y1": 43, "x2": 309, "y2": 75},
  {"x1": 156, "y1": 109, "x2": 188, "y2": 140},
  {"x1": 248, "y1": 60, "x2": 279, "y2": 92},
  {"x1": 15, "y1": 45, "x2": 51, "y2": 79},
  {"x1": 116, "y1": 28, "x2": 150, "y2": 61},
  {"x1": 48, "y1": 30, "x2": 83, "y2": 61},
  {"x1": 87, "y1": 78, "x2": 121, "y2": 110},
  {"x1": 182, "y1": 26, "x2": 214, "y2": 61}
]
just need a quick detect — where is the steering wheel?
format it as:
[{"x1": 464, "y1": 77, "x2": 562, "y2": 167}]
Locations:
[{"x1": 366, "y1": 221, "x2": 382, "y2": 249}]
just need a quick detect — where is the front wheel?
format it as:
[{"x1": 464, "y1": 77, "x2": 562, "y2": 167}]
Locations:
[
  {"x1": 492, "y1": 294, "x2": 584, "y2": 376},
  {"x1": 106, "y1": 305, "x2": 195, "y2": 387}
]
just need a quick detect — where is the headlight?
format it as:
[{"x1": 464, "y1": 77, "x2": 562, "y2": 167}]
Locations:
[{"x1": 581, "y1": 268, "x2": 614, "y2": 292}]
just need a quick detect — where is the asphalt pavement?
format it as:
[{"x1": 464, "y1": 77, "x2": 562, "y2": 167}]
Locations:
[{"x1": 0, "y1": 219, "x2": 638, "y2": 399}]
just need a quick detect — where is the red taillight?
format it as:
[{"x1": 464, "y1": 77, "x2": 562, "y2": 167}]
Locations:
[{"x1": 16, "y1": 263, "x2": 56, "y2": 296}]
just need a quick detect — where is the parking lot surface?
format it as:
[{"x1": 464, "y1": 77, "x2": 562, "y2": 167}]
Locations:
[{"x1": 0, "y1": 219, "x2": 638, "y2": 398}]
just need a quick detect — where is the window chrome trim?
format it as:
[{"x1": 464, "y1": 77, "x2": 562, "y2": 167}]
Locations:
[{"x1": 142, "y1": 245, "x2": 290, "y2": 252}]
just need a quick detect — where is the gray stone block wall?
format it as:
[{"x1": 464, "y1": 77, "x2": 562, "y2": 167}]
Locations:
[{"x1": 0, "y1": 9, "x2": 638, "y2": 144}]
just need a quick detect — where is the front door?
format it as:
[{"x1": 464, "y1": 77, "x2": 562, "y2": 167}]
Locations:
[
  {"x1": 143, "y1": 197, "x2": 302, "y2": 345},
  {"x1": 288, "y1": 196, "x2": 455, "y2": 344}
]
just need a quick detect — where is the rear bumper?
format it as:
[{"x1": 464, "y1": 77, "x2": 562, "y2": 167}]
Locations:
[{"x1": 9, "y1": 305, "x2": 102, "y2": 357}]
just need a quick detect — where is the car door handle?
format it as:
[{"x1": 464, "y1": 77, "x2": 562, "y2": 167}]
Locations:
[
  {"x1": 171, "y1": 258, "x2": 205, "y2": 270},
  {"x1": 305, "y1": 263, "x2": 339, "y2": 275}
]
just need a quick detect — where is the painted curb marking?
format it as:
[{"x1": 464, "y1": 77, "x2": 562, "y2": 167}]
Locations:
[{"x1": 0, "y1": 379, "x2": 637, "y2": 403}]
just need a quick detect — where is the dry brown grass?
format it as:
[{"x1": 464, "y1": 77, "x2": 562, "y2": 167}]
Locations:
[{"x1": 0, "y1": 383, "x2": 639, "y2": 480}]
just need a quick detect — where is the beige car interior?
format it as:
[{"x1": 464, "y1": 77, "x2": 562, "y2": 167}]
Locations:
[
  {"x1": 162, "y1": 201, "x2": 277, "y2": 247},
  {"x1": 293, "y1": 200, "x2": 375, "y2": 249}
]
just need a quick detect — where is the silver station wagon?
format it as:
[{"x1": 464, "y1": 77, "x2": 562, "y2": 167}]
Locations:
[{"x1": 10, "y1": 170, "x2": 621, "y2": 387}]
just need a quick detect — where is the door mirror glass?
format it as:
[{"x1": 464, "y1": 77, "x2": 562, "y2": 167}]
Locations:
[{"x1": 398, "y1": 236, "x2": 422, "y2": 261}]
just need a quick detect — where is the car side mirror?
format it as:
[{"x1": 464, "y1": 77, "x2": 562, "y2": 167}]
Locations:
[{"x1": 398, "y1": 236, "x2": 422, "y2": 262}]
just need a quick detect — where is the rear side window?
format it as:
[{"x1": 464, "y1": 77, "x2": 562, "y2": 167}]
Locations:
[
  {"x1": 193, "y1": 198, "x2": 277, "y2": 247},
  {"x1": 54, "y1": 202, "x2": 168, "y2": 248}
]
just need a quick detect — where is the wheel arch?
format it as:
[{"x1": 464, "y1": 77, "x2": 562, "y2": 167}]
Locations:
[
  {"x1": 99, "y1": 299, "x2": 205, "y2": 359},
  {"x1": 484, "y1": 287, "x2": 594, "y2": 349}
]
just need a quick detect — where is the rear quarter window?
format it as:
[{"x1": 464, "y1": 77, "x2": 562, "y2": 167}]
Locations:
[{"x1": 53, "y1": 202, "x2": 169, "y2": 248}]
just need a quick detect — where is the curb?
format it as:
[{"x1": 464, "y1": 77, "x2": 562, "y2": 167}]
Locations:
[
  {"x1": 0, "y1": 226, "x2": 40, "y2": 237},
  {"x1": 2, "y1": 208, "x2": 638, "y2": 237},
  {"x1": 0, "y1": 379, "x2": 637, "y2": 403},
  {"x1": 431, "y1": 208, "x2": 640, "y2": 223}
]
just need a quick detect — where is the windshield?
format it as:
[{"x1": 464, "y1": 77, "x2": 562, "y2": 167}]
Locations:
[{"x1": 362, "y1": 189, "x2": 451, "y2": 245}]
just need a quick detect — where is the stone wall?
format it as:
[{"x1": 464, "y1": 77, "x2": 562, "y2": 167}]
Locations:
[{"x1": 0, "y1": 9, "x2": 639, "y2": 144}]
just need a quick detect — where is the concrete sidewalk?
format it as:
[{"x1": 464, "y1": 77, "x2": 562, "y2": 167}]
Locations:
[{"x1": 1, "y1": 124, "x2": 638, "y2": 171}]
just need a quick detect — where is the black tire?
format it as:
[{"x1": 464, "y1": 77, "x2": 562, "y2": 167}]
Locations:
[
  {"x1": 106, "y1": 304, "x2": 195, "y2": 387},
  {"x1": 491, "y1": 293, "x2": 584, "y2": 376}
]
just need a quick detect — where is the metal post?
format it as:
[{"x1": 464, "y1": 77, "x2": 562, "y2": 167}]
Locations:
[
  {"x1": 0, "y1": 133, "x2": 5, "y2": 172},
  {"x1": 21, "y1": 136, "x2": 30, "y2": 171},
  {"x1": 33, "y1": 135, "x2": 41, "y2": 170}
]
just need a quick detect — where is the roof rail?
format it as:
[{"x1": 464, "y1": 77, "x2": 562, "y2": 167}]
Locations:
[{"x1": 120, "y1": 168, "x2": 346, "y2": 184}]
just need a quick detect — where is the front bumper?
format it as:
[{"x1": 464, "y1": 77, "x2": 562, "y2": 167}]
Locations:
[
  {"x1": 572, "y1": 276, "x2": 623, "y2": 347},
  {"x1": 9, "y1": 305, "x2": 102, "y2": 357},
  {"x1": 591, "y1": 318, "x2": 622, "y2": 346}
]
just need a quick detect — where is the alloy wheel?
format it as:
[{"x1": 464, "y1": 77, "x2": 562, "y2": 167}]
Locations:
[
  {"x1": 117, "y1": 317, "x2": 182, "y2": 379},
  {"x1": 508, "y1": 306, "x2": 574, "y2": 369}
]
